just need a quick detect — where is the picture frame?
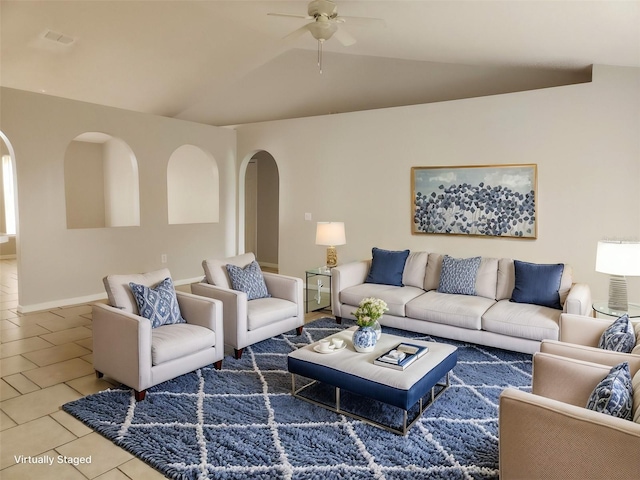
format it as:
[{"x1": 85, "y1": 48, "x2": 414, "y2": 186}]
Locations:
[{"x1": 411, "y1": 164, "x2": 537, "y2": 238}]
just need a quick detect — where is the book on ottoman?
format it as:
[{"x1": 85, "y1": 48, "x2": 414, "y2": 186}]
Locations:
[{"x1": 374, "y1": 343, "x2": 429, "y2": 371}]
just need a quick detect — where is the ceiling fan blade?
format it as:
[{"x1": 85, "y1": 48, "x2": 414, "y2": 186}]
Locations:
[
  {"x1": 336, "y1": 16, "x2": 386, "y2": 28},
  {"x1": 283, "y1": 24, "x2": 311, "y2": 42},
  {"x1": 333, "y1": 28, "x2": 356, "y2": 47},
  {"x1": 268, "y1": 13, "x2": 313, "y2": 20}
]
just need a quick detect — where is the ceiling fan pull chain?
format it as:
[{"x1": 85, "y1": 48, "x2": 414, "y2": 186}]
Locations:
[{"x1": 318, "y1": 39, "x2": 323, "y2": 74}]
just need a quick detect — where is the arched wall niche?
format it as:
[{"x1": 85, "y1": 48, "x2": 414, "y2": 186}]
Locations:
[
  {"x1": 64, "y1": 132, "x2": 140, "y2": 229},
  {"x1": 167, "y1": 144, "x2": 219, "y2": 225}
]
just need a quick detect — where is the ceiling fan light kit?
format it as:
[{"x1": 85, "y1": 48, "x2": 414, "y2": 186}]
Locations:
[{"x1": 268, "y1": 0, "x2": 383, "y2": 74}]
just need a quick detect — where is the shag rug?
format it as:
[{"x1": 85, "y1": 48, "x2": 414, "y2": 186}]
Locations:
[{"x1": 62, "y1": 318, "x2": 532, "y2": 480}]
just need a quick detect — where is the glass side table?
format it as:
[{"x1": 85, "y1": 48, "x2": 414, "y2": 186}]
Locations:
[
  {"x1": 592, "y1": 301, "x2": 640, "y2": 318},
  {"x1": 305, "y1": 267, "x2": 332, "y2": 313}
]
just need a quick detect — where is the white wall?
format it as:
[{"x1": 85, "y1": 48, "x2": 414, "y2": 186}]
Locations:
[
  {"x1": 236, "y1": 65, "x2": 640, "y2": 303},
  {"x1": 64, "y1": 141, "x2": 105, "y2": 229},
  {"x1": 0, "y1": 87, "x2": 236, "y2": 311}
]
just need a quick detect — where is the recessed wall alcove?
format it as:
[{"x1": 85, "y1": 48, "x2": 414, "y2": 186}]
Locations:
[
  {"x1": 167, "y1": 144, "x2": 219, "y2": 225},
  {"x1": 64, "y1": 132, "x2": 140, "y2": 229}
]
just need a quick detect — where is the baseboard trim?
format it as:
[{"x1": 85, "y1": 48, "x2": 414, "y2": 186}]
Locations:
[
  {"x1": 258, "y1": 262, "x2": 278, "y2": 270},
  {"x1": 17, "y1": 276, "x2": 206, "y2": 314},
  {"x1": 0, "y1": 254, "x2": 17, "y2": 260}
]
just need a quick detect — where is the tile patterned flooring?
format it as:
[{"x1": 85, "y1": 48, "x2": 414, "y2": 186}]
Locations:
[{"x1": 0, "y1": 258, "x2": 327, "y2": 479}]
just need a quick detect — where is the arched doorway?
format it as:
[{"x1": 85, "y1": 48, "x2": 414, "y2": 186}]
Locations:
[{"x1": 243, "y1": 151, "x2": 279, "y2": 271}]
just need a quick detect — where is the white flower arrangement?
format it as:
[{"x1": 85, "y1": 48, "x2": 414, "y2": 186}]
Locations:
[{"x1": 352, "y1": 297, "x2": 389, "y2": 327}]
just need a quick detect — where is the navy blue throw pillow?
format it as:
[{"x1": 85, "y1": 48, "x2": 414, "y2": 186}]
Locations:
[
  {"x1": 365, "y1": 248, "x2": 410, "y2": 287},
  {"x1": 510, "y1": 260, "x2": 564, "y2": 309}
]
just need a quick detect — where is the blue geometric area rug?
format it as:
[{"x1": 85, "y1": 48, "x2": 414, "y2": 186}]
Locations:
[{"x1": 62, "y1": 318, "x2": 532, "y2": 480}]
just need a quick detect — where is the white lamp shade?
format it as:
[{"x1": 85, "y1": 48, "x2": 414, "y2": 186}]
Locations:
[
  {"x1": 315, "y1": 222, "x2": 346, "y2": 246},
  {"x1": 595, "y1": 241, "x2": 640, "y2": 276}
]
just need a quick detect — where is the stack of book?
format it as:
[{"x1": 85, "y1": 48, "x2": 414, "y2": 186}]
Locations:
[{"x1": 373, "y1": 343, "x2": 429, "y2": 370}]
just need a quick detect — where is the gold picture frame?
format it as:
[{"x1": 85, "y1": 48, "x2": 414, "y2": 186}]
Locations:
[{"x1": 411, "y1": 164, "x2": 537, "y2": 238}]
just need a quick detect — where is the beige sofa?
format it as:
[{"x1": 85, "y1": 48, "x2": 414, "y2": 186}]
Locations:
[
  {"x1": 331, "y1": 252, "x2": 591, "y2": 354},
  {"x1": 499, "y1": 352, "x2": 640, "y2": 479}
]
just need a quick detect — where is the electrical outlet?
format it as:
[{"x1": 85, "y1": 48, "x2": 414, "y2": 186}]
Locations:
[
  {"x1": 305, "y1": 213, "x2": 312, "y2": 221},
  {"x1": 161, "y1": 254, "x2": 167, "y2": 264}
]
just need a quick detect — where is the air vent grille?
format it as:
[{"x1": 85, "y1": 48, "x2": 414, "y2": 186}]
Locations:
[{"x1": 43, "y1": 29, "x2": 75, "y2": 45}]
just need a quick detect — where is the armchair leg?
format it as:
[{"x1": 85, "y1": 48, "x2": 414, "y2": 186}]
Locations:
[
  {"x1": 214, "y1": 360, "x2": 223, "y2": 370},
  {"x1": 335, "y1": 316, "x2": 342, "y2": 324},
  {"x1": 134, "y1": 390, "x2": 146, "y2": 402},
  {"x1": 95, "y1": 370, "x2": 104, "y2": 379},
  {"x1": 234, "y1": 348, "x2": 243, "y2": 359},
  {"x1": 296, "y1": 326, "x2": 303, "y2": 336}
]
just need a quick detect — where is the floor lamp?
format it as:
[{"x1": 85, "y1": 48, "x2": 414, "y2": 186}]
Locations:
[
  {"x1": 595, "y1": 240, "x2": 640, "y2": 312},
  {"x1": 316, "y1": 222, "x2": 346, "y2": 268}
]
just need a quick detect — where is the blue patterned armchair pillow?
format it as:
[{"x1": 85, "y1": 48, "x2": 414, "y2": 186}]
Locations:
[
  {"x1": 226, "y1": 260, "x2": 271, "y2": 301},
  {"x1": 437, "y1": 255, "x2": 481, "y2": 296},
  {"x1": 598, "y1": 314, "x2": 636, "y2": 353},
  {"x1": 129, "y1": 277, "x2": 185, "y2": 328},
  {"x1": 586, "y1": 362, "x2": 634, "y2": 421}
]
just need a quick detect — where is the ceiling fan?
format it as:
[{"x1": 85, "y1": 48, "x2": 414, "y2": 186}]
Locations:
[{"x1": 268, "y1": 0, "x2": 384, "y2": 73}]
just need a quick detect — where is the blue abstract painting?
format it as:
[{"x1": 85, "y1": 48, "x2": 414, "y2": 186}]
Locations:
[{"x1": 412, "y1": 164, "x2": 537, "y2": 238}]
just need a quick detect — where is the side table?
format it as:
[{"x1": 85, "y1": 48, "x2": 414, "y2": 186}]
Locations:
[
  {"x1": 592, "y1": 301, "x2": 640, "y2": 318},
  {"x1": 305, "y1": 267, "x2": 332, "y2": 313}
]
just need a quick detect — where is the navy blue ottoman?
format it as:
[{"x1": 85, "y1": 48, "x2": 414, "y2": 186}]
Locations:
[{"x1": 288, "y1": 327, "x2": 457, "y2": 434}]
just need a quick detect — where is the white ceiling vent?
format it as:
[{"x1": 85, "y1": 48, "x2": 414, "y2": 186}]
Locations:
[{"x1": 42, "y1": 29, "x2": 75, "y2": 46}]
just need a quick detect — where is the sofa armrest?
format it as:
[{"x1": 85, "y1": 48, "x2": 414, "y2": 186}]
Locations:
[
  {"x1": 499, "y1": 388, "x2": 640, "y2": 480},
  {"x1": 331, "y1": 260, "x2": 371, "y2": 317},
  {"x1": 92, "y1": 303, "x2": 152, "y2": 390},
  {"x1": 563, "y1": 282, "x2": 592, "y2": 316},
  {"x1": 190, "y1": 282, "x2": 248, "y2": 346},
  {"x1": 559, "y1": 313, "x2": 613, "y2": 346}
]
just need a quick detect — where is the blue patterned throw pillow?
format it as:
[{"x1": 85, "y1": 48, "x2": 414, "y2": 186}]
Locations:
[
  {"x1": 438, "y1": 255, "x2": 481, "y2": 296},
  {"x1": 598, "y1": 314, "x2": 636, "y2": 353},
  {"x1": 129, "y1": 277, "x2": 185, "y2": 328},
  {"x1": 586, "y1": 362, "x2": 634, "y2": 421},
  {"x1": 226, "y1": 260, "x2": 271, "y2": 301}
]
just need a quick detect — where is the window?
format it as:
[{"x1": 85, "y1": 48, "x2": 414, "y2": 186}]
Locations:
[{"x1": 2, "y1": 155, "x2": 16, "y2": 235}]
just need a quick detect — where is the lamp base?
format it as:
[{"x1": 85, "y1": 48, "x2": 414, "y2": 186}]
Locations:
[
  {"x1": 607, "y1": 274, "x2": 629, "y2": 312},
  {"x1": 326, "y1": 246, "x2": 337, "y2": 268}
]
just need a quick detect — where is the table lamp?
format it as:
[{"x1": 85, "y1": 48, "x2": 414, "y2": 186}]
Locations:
[
  {"x1": 316, "y1": 222, "x2": 346, "y2": 268},
  {"x1": 595, "y1": 240, "x2": 640, "y2": 311}
]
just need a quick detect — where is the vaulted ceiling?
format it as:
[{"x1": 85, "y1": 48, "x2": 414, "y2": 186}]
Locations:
[{"x1": 1, "y1": 1, "x2": 638, "y2": 126}]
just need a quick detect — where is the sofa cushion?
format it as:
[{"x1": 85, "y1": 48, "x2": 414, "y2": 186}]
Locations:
[
  {"x1": 340, "y1": 283, "x2": 425, "y2": 317},
  {"x1": 202, "y1": 252, "x2": 255, "y2": 289},
  {"x1": 247, "y1": 298, "x2": 298, "y2": 330},
  {"x1": 482, "y1": 299, "x2": 561, "y2": 341},
  {"x1": 365, "y1": 247, "x2": 410, "y2": 287},
  {"x1": 496, "y1": 259, "x2": 572, "y2": 304},
  {"x1": 634, "y1": 321, "x2": 640, "y2": 356},
  {"x1": 586, "y1": 362, "x2": 634, "y2": 421},
  {"x1": 129, "y1": 277, "x2": 186, "y2": 328},
  {"x1": 405, "y1": 291, "x2": 495, "y2": 330},
  {"x1": 598, "y1": 314, "x2": 636, "y2": 353},
  {"x1": 226, "y1": 260, "x2": 271, "y2": 301},
  {"x1": 103, "y1": 268, "x2": 171, "y2": 314},
  {"x1": 151, "y1": 323, "x2": 216, "y2": 365},
  {"x1": 402, "y1": 251, "x2": 429, "y2": 289},
  {"x1": 438, "y1": 255, "x2": 481, "y2": 296},
  {"x1": 510, "y1": 260, "x2": 564, "y2": 309},
  {"x1": 424, "y1": 253, "x2": 444, "y2": 291}
]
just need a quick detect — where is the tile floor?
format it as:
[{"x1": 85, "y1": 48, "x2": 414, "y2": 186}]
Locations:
[{"x1": 0, "y1": 258, "x2": 328, "y2": 479}]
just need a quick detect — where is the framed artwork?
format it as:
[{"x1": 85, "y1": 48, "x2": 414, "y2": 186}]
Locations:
[{"x1": 411, "y1": 164, "x2": 537, "y2": 238}]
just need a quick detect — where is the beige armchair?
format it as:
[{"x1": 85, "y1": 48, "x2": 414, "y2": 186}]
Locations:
[
  {"x1": 191, "y1": 253, "x2": 304, "y2": 359},
  {"x1": 540, "y1": 313, "x2": 640, "y2": 364},
  {"x1": 499, "y1": 352, "x2": 640, "y2": 479},
  {"x1": 93, "y1": 268, "x2": 224, "y2": 401}
]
